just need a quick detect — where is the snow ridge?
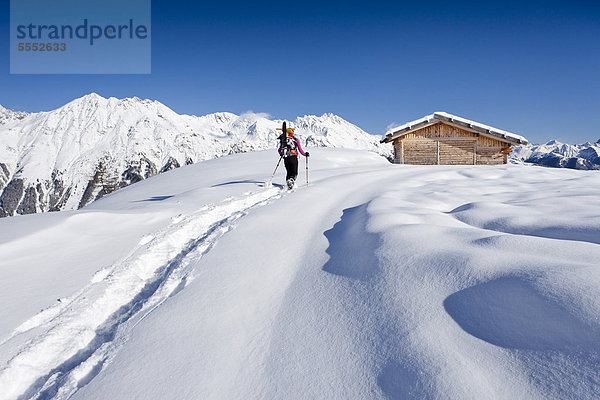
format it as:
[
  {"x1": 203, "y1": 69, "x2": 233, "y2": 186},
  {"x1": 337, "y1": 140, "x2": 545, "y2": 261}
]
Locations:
[
  {"x1": 0, "y1": 185, "x2": 282, "y2": 399},
  {"x1": 0, "y1": 94, "x2": 390, "y2": 218}
]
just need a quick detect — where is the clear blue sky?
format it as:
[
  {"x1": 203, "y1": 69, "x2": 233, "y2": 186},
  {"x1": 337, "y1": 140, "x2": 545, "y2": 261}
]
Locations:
[{"x1": 1, "y1": 0, "x2": 599, "y2": 144}]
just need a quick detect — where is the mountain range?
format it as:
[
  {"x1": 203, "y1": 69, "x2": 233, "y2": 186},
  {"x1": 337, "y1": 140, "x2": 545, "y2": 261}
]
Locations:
[
  {"x1": 2, "y1": 94, "x2": 598, "y2": 218},
  {"x1": 0, "y1": 94, "x2": 389, "y2": 217},
  {"x1": 511, "y1": 140, "x2": 600, "y2": 170}
]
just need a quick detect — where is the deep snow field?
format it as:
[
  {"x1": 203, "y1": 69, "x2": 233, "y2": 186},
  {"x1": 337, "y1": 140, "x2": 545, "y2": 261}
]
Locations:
[{"x1": 0, "y1": 148, "x2": 599, "y2": 400}]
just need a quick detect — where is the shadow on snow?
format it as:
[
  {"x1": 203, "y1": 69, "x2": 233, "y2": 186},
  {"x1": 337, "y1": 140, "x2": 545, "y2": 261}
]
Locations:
[
  {"x1": 322, "y1": 203, "x2": 380, "y2": 281},
  {"x1": 211, "y1": 180, "x2": 283, "y2": 188},
  {"x1": 133, "y1": 195, "x2": 175, "y2": 202},
  {"x1": 444, "y1": 276, "x2": 600, "y2": 352}
]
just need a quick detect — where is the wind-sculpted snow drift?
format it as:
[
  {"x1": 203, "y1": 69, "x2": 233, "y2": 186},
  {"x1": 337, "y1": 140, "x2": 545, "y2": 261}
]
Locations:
[
  {"x1": 0, "y1": 94, "x2": 389, "y2": 217},
  {"x1": 1, "y1": 148, "x2": 599, "y2": 400}
]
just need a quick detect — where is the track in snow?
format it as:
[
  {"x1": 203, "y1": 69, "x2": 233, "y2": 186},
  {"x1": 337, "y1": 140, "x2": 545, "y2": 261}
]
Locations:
[{"x1": 0, "y1": 186, "x2": 282, "y2": 400}]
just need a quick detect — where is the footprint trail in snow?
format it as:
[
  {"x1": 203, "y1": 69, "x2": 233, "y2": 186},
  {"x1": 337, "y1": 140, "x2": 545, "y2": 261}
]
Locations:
[{"x1": 0, "y1": 186, "x2": 282, "y2": 400}]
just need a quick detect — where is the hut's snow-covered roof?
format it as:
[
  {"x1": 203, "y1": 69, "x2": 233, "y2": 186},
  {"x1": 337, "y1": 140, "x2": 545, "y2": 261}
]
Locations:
[{"x1": 382, "y1": 112, "x2": 528, "y2": 145}]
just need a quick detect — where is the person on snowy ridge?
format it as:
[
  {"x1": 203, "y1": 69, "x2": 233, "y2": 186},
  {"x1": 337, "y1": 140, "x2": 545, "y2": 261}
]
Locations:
[{"x1": 277, "y1": 127, "x2": 309, "y2": 189}]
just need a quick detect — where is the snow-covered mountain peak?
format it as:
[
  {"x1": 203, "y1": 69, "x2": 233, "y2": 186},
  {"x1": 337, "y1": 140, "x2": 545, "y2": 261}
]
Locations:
[
  {"x1": 0, "y1": 104, "x2": 29, "y2": 125},
  {"x1": 301, "y1": 113, "x2": 345, "y2": 125},
  {"x1": 295, "y1": 113, "x2": 368, "y2": 132},
  {"x1": 85, "y1": 92, "x2": 103, "y2": 99},
  {"x1": 319, "y1": 112, "x2": 345, "y2": 123},
  {"x1": 48, "y1": 94, "x2": 187, "y2": 135},
  {"x1": 57, "y1": 92, "x2": 109, "y2": 114},
  {"x1": 292, "y1": 113, "x2": 382, "y2": 153},
  {"x1": 196, "y1": 112, "x2": 238, "y2": 124},
  {"x1": 67, "y1": 92, "x2": 107, "y2": 105},
  {"x1": 63, "y1": 93, "x2": 171, "y2": 114},
  {"x1": 116, "y1": 95, "x2": 157, "y2": 106}
]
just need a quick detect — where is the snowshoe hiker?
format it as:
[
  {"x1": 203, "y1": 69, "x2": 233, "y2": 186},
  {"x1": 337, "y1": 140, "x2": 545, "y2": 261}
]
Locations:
[{"x1": 277, "y1": 122, "x2": 309, "y2": 189}]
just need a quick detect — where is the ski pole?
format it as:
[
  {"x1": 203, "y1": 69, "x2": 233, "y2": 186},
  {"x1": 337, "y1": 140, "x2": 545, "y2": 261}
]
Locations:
[
  {"x1": 306, "y1": 154, "x2": 309, "y2": 185},
  {"x1": 272, "y1": 155, "x2": 283, "y2": 179}
]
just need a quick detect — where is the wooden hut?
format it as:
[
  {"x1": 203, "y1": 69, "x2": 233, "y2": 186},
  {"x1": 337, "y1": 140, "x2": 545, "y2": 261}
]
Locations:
[{"x1": 381, "y1": 112, "x2": 528, "y2": 165}]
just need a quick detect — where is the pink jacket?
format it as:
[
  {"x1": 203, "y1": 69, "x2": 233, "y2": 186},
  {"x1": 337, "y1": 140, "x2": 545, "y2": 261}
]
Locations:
[{"x1": 278, "y1": 135, "x2": 307, "y2": 157}]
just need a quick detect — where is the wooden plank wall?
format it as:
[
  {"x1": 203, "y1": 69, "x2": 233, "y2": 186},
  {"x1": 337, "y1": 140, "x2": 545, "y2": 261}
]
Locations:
[
  {"x1": 393, "y1": 122, "x2": 511, "y2": 165},
  {"x1": 476, "y1": 148, "x2": 505, "y2": 165},
  {"x1": 475, "y1": 134, "x2": 507, "y2": 165},
  {"x1": 403, "y1": 139, "x2": 437, "y2": 164},
  {"x1": 439, "y1": 140, "x2": 475, "y2": 165},
  {"x1": 393, "y1": 140, "x2": 403, "y2": 164}
]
